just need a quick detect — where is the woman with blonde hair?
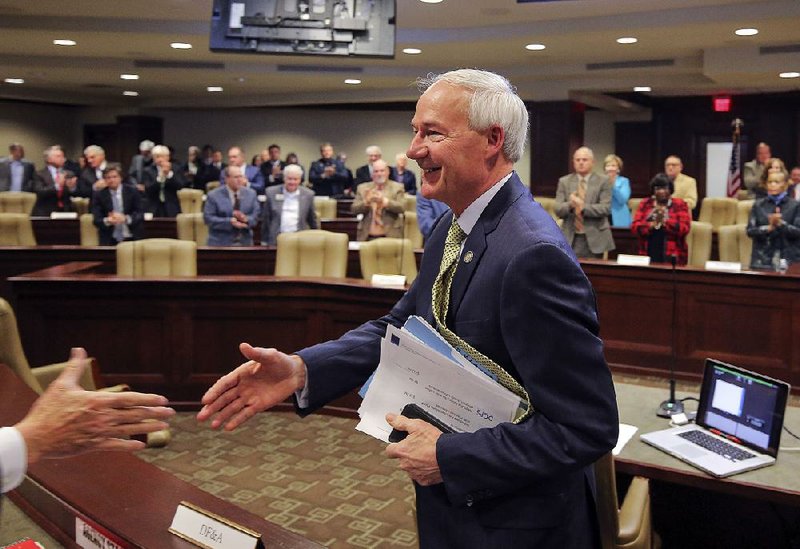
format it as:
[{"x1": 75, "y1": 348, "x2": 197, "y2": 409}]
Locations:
[{"x1": 605, "y1": 154, "x2": 631, "y2": 227}]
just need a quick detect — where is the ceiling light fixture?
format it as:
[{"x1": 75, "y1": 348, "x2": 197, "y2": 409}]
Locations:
[
  {"x1": 122, "y1": 91, "x2": 139, "y2": 96},
  {"x1": 779, "y1": 71, "x2": 800, "y2": 79},
  {"x1": 207, "y1": 86, "x2": 223, "y2": 92},
  {"x1": 120, "y1": 74, "x2": 139, "y2": 80},
  {"x1": 633, "y1": 86, "x2": 652, "y2": 92},
  {"x1": 402, "y1": 48, "x2": 422, "y2": 55},
  {"x1": 734, "y1": 28, "x2": 759, "y2": 36},
  {"x1": 344, "y1": 79, "x2": 362, "y2": 85},
  {"x1": 616, "y1": 37, "x2": 638, "y2": 44},
  {"x1": 525, "y1": 43, "x2": 546, "y2": 51},
  {"x1": 418, "y1": 0, "x2": 443, "y2": 3},
  {"x1": 53, "y1": 39, "x2": 76, "y2": 47},
  {"x1": 4, "y1": 78, "x2": 24, "y2": 84},
  {"x1": 170, "y1": 42, "x2": 193, "y2": 50}
]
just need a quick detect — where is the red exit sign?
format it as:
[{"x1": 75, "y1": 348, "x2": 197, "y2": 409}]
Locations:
[{"x1": 713, "y1": 95, "x2": 732, "y2": 112}]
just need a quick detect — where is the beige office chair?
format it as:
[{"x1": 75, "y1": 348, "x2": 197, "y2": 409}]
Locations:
[
  {"x1": 698, "y1": 197, "x2": 737, "y2": 232},
  {"x1": 0, "y1": 297, "x2": 170, "y2": 447},
  {"x1": 313, "y1": 196, "x2": 338, "y2": 221},
  {"x1": 176, "y1": 213, "x2": 209, "y2": 245},
  {"x1": 0, "y1": 191, "x2": 36, "y2": 214},
  {"x1": 403, "y1": 194, "x2": 417, "y2": 213},
  {"x1": 628, "y1": 198, "x2": 644, "y2": 218},
  {"x1": 274, "y1": 229, "x2": 348, "y2": 278},
  {"x1": 718, "y1": 224, "x2": 752, "y2": 270},
  {"x1": 0, "y1": 213, "x2": 37, "y2": 245},
  {"x1": 686, "y1": 220, "x2": 712, "y2": 267},
  {"x1": 205, "y1": 180, "x2": 221, "y2": 193},
  {"x1": 359, "y1": 238, "x2": 418, "y2": 284},
  {"x1": 79, "y1": 213, "x2": 99, "y2": 246},
  {"x1": 735, "y1": 199, "x2": 754, "y2": 226},
  {"x1": 402, "y1": 211, "x2": 424, "y2": 249},
  {"x1": 177, "y1": 188, "x2": 204, "y2": 214},
  {"x1": 535, "y1": 196, "x2": 560, "y2": 223},
  {"x1": 116, "y1": 238, "x2": 197, "y2": 277},
  {"x1": 71, "y1": 197, "x2": 90, "y2": 216},
  {"x1": 595, "y1": 453, "x2": 654, "y2": 549}
]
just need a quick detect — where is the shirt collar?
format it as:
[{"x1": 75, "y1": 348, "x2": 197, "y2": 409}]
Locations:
[{"x1": 454, "y1": 171, "x2": 513, "y2": 236}]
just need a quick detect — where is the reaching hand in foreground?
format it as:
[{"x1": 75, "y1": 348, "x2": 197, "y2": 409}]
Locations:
[{"x1": 196, "y1": 343, "x2": 307, "y2": 431}]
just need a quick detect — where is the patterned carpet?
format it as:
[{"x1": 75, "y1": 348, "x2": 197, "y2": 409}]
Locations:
[{"x1": 139, "y1": 411, "x2": 418, "y2": 549}]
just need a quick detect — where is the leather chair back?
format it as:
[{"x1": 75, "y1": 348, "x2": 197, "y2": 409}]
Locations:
[
  {"x1": 205, "y1": 180, "x2": 221, "y2": 193},
  {"x1": 116, "y1": 238, "x2": 197, "y2": 277},
  {"x1": 0, "y1": 297, "x2": 44, "y2": 392},
  {"x1": 275, "y1": 229, "x2": 348, "y2": 278},
  {"x1": 177, "y1": 188, "x2": 204, "y2": 214},
  {"x1": 628, "y1": 198, "x2": 643, "y2": 218},
  {"x1": 0, "y1": 191, "x2": 36, "y2": 214},
  {"x1": 594, "y1": 453, "x2": 653, "y2": 549},
  {"x1": 736, "y1": 199, "x2": 754, "y2": 226},
  {"x1": 402, "y1": 211, "x2": 424, "y2": 249},
  {"x1": 313, "y1": 196, "x2": 337, "y2": 221},
  {"x1": 403, "y1": 195, "x2": 417, "y2": 213},
  {"x1": 72, "y1": 197, "x2": 90, "y2": 216},
  {"x1": 698, "y1": 197, "x2": 737, "y2": 232},
  {"x1": 176, "y1": 213, "x2": 209, "y2": 245},
  {"x1": 718, "y1": 224, "x2": 752, "y2": 270},
  {"x1": 686, "y1": 221, "x2": 712, "y2": 267},
  {"x1": 0, "y1": 213, "x2": 37, "y2": 245},
  {"x1": 80, "y1": 213, "x2": 99, "y2": 246},
  {"x1": 359, "y1": 238, "x2": 417, "y2": 284}
]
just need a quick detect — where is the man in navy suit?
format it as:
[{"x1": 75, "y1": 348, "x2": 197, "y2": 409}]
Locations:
[
  {"x1": 198, "y1": 69, "x2": 618, "y2": 548},
  {"x1": 91, "y1": 165, "x2": 144, "y2": 245},
  {"x1": 204, "y1": 165, "x2": 260, "y2": 246},
  {"x1": 221, "y1": 146, "x2": 265, "y2": 195}
]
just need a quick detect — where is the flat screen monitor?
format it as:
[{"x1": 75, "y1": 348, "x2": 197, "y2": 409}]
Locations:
[{"x1": 210, "y1": 0, "x2": 396, "y2": 58}]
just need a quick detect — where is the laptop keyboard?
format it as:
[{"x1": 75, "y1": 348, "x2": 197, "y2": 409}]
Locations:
[{"x1": 678, "y1": 430, "x2": 756, "y2": 462}]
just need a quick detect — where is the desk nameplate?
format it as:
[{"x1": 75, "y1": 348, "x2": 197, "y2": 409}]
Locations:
[{"x1": 169, "y1": 501, "x2": 264, "y2": 549}]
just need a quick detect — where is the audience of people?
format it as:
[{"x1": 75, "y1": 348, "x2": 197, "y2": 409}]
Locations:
[
  {"x1": 631, "y1": 173, "x2": 692, "y2": 265},
  {"x1": 746, "y1": 170, "x2": 800, "y2": 270},
  {"x1": 260, "y1": 164, "x2": 318, "y2": 246}
]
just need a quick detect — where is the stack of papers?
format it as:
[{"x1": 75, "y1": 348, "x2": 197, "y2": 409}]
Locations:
[{"x1": 356, "y1": 316, "x2": 525, "y2": 442}]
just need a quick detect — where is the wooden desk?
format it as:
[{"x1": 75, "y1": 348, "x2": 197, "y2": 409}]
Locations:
[{"x1": 0, "y1": 363, "x2": 321, "y2": 548}]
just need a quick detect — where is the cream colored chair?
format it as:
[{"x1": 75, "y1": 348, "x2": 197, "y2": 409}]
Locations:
[
  {"x1": 698, "y1": 197, "x2": 737, "y2": 232},
  {"x1": 274, "y1": 229, "x2": 348, "y2": 278},
  {"x1": 595, "y1": 453, "x2": 654, "y2": 549},
  {"x1": 205, "y1": 180, "x2": 221, "y2": 193},
  {"x1": 0, "y1": 297, "x2": 170, "y2": 447},
  {"x1": 176, "y1": 213, "x2": 209, "y2": 245},
  {"x1": 0, "y1": 191, "x2": 36, "y2": 214},
  {"x1": 313, "y1": 196, "x2": 338, "y2": 221},
  {"x1": 735, "y1": 199, "x2": 754, "y2": 226},
  {"x1": 402, "y1": 211, "x2": 424, "y2": 249},
  {"x1": 71, "y1": 197, "x2": 91, "y2": 216},
  {"x1": 359, "y1": 238, "x2": 417, "y2": 284},
  {"x1": 116, "y1": 238, "x2": 197, "y2": 277},
  {"x1": 686, "y1": 220, "x2": 712, "y2": 267},
  {"x1": 177, "y1": 188, "x2": 204, "y2": 214},
  {"x1": 535, "y1": 196, "x2": 560, "y2": 223},
  {"x1": 628, "y1": 198, "x2": 643, "y2": 218},
  {"x1": 718, "y1": 224, "x2": 752, "y2": 270},
  {"x1": 0, "y1": 213, "x2": 36, "y2": 245},
  {"x1": 403, "y1": 194, "x2": 417, "y2": 213},
  {"x1": 80, "y1": 213, "x2": 99, "y2": 246}
]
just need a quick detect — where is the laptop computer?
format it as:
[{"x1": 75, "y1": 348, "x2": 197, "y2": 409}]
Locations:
[{"x1": 640, "y1": 358, "x2": 790, "y2": 478}]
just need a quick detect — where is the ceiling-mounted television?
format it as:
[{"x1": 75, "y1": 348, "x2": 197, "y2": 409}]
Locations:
[{"x1": 210, "y1": 0, "x2": 396, "y2": 58}]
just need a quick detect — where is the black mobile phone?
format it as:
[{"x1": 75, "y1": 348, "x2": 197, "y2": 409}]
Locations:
[{"x1": 388, "y1": 403, "x2": 455, "y2": 442}]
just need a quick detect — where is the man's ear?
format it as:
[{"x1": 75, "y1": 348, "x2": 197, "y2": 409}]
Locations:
[{"x1": 485, "y1": 125, "x2": 505, "y2": 159}]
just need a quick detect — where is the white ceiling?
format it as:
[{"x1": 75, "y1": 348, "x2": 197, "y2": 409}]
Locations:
[{"x1": 0, "y1": 0, "x2": 798, "y2": 109}]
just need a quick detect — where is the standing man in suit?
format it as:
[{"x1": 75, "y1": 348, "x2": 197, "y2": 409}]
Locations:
[
  {"x1": 221, "y1": 146, "x2": 265, "y2": 195},
  {"x1": 260, "y1": 164, "x2": 317, "y2": 246},
  {"x1": 555, "y1": 146, "x2": 615, "y2": 258},
  {"x1": 664, "y1": 155, "x2": 698, "y2": 211},
  {"x1": 355, "y1": 145, "x2": 383, "y2": 185},
  {"x1": 308, "y1": 142, "x2": 349, "y2": 197},
  {"x1": 198, "y1": 68, "x2": 618, "y2": 548},
  {"x1": 204, "y1": 165, "x2": 260, "y2": 246},
  {"x1": 744, "y1": 142, "x2": 773, "y2": 198},
  {"x1": 142, "y1": 144, "x2": 186, "y2": 217},
  {"x1": 91, "y1": 166, "x2": 144, "y2": 245},
  {"x1": 32, "y1": 145, "x2": 78, "y2": 216},
  {"x1": 260, "y1": 144, "x2": 287, "y2": 189},
  {"x1": 128, "y1": 139, "x2": 154, "y2": 188},
  {"x1": 0, "y1": 143, "x2": 36, "y2": 192},
  {"x1": 351, "y1": 159, "x2": 405, "y2": 241},
  {"x1": 76, "y1": 145, "x2": 109, "y2": 198}
]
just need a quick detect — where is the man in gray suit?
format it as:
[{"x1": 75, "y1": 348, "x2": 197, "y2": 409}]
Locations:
[
  {"x1": 260, "y1": 164, "x2": 317, "y2": 246},
  {"x1": 0, "y1": 143, "x2": 36, "y2": 192},
  {"x1": 554, "y1": 146, "x2": 615, "y2": 258}
]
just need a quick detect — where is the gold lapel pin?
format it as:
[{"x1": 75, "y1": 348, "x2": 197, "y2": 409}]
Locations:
[{"x1": 463, "y1": 251, "x2": 474, "y2": 263}]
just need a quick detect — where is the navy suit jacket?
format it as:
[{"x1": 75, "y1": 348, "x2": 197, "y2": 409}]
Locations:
[
  {"x1": 203, "y1": 185, "x2": 260, "y2": 246},
  {"x1": 297, "y1": 173, "x2": 618, "y2": 547},
  {"x1": 91, "y1": 185, "x2": 144, "y2": 245}
]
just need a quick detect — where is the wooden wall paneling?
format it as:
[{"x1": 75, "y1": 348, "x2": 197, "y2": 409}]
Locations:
[
  {"x1": 614, "y1": 121, "x2": 653, "y2": 198},
  {"x1": 529, "y1": 101, "x2": 585, "y2": 197}
]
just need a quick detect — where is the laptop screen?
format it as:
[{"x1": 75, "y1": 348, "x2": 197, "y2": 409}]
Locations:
[{"x1": 696, "y1": 359, "x2": 790, "y2": 457}]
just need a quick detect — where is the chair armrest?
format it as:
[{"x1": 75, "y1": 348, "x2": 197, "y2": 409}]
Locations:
[
  {"x1": 31, "y1": 358, "x2": 102, "y2": 392},
  {"x1": 618, "y1": 476, "x2": 650, "y2": 543},
  {"x1": 98, "y1": 384, "x2": 132, "y2": 393}
]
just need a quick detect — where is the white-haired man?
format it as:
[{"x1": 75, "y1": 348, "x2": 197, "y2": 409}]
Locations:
[
  {"x1": 128, "y1": 139, "x2": 155, "y2": 187},
  {"x1": 355, "y1": 145, "x2": 382, "y2": 185},
  {"x1": 260, "y1": 164, "x2": 317, "y2": 246},
  {"x1": 76, "y1": 145, "x2": 109, "y2": 198},
  {"x1": 141, "y1": 144, "x2": 187, "y2": 217},
  {"x1": 199, "y1": 69, "x2": 618, "y2": 548}
]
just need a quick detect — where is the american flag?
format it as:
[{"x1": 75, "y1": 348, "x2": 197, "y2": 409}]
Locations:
[{"x1": 726, "y1": 120, "x2": 742, "y2": 197}]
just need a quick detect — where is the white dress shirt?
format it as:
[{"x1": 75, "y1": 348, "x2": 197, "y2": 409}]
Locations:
[
  {"x1": 279, "y1": 188, "x2": 301, "y2": 234},
  {"x1": 0, "y1": 426, "x2": 27, "y2": 493}
]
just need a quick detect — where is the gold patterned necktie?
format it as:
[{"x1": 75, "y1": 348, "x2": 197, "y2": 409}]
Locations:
[
  {"x1": 431, "y1": 217, "x2": 532, "y2": 423},
  {"x1": 574, "y1": 177, "x2": 587, "y2": 233}
]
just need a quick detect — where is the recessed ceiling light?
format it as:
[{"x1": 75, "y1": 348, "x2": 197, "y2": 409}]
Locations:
[
  {"x1": 122, "y1": 91, "x2": 139, "y2": 96},
  {"x1": 419, "y1": 0, "x2": 443, "y2": 3},
  {"x1": 207, "y1": 86, "x2": 223, "y2": 92},
  {"x1": 616, "y1": 37, "x2": 638, "y2": 44},
  {"x1": 779, "y1": 71, "x2": 800, "y2": 79},
  {"x1": 402, "y1": 48, "x2": 422, "y2": 55},
  {"x1": 53, "y1": 39, "x2": 76, "y2": 47},
  {"x1": 525, "y1": 43, "x2": 546, "y2": 51},
  {"x1": 344, "y1": 79, "x2": 362, "y2": 85},
  {"x1": 4, "y1": 78, "x2": 24, "y2": 84},
  {"x1": 120, "y1": 74, "x2": 139, "y2": 80},
  {"x1": 170, "y1": 42, "x2": 192, "y2": 50},
  {"x1": 633, "y1": 86, "x2": 652, "y2": 92},
  {"x1": 735, "y1": 28, "x2": 759, "y2": 36}
]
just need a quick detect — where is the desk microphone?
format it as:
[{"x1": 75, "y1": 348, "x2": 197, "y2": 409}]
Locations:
[{"x1": 657, "y1": 254, "x2": 684, "y2": 418}]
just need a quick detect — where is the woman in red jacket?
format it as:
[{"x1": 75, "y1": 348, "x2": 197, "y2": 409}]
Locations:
[{"x1": 631, "y1": 173, "x2": 692, "y2": 265}]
